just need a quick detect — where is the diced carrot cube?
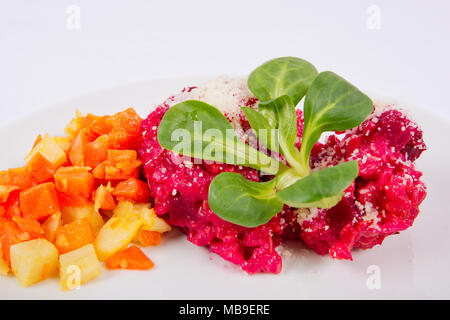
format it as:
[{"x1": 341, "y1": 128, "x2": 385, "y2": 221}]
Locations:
[
  {"x1": 12, "y1": 216, "x2": 45, "y2": 238},
  {"x1": 105, "y1": 245, "x2": 154, "y2": 270},
  {"x1": 0, "y1": 167, "x2": 32, "y2": 190},
  {"x1": 106, "y1": 161, "x2": 141, "y2": 180},
  {"x1": 84, "y1": 135, "x2": 111, "y2": 168},
  {"x1": 25, "y1": 152, "x2": 57, "y2": 183},
  {"x1": 137, "y1": 230, "x2": 161, "y2": 247},
  {"x1": 92, "y1": 163, "x2": 106, "y2": 180},
  {"x1": 107, "y1": 150, "x2": 137, "y2": 164},
  {"x1": 108, "y1": 108, "x2": 142, "y2": 150},
  {"x1": 89, "y1": 115, "x2": 112, "y2": 136},
  {"x1": 112, "y1": 178, "x2": 150, "y2": 203},
  {"x1": 55, "y1": 218, "x2": 95, "y2": 254},
  {"x1": 54, "y1": 167, "x2": 95, "y2": 202},
  {"x1": 93, "y1": 183, "x2": 116, "y2": 211},
  {"x1": 0, "y1": 219, "x2": 32, "y2": 265},
  {"x1": 81, "y1": 114, "x2": 101, "y2": 130},
  {"x1": 104, "y1": 165, "x2": 140, "y2": 180},
  {"x1": 57, "y1": 191, "x2": 91, "y2": 207},
  {"x1": 0, "y1": 185, "x2": 19, "y2": 203},
  {"x1": 19, "y1": 182, "x2": 60, "y2": 221},
  {"x1": 69, "y1": 129, "x2": 95, "y2": 167},
  {"x1": 4, "y1": 191, "x2": 22, "y2": 219}
]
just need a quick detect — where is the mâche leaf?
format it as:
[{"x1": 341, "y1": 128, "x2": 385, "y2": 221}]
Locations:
[
  {"x1": 208, "y1": 172, "x2": 284, "y2": 228},
  {"x1": 157, "y1": 57, "x2": 372, "y2": 228},
  {"x1": 248, "y1": 57, "x2": 318, "y2": 106},
  {"x1": 241, "y1": 106, "x2": 275, "y2": 149},
  {"x1": 276, "y1": 161, "x2": 359, "y2": 208},
  {"x1": 256, "y1": 95, "x2": 305, "y2": 175},
  {"x1": 157, "y1": 100, "x2": 285, "y2": 175},
  {"x1": 299, "y1": 71, "x2": 373, "y2": 171}
]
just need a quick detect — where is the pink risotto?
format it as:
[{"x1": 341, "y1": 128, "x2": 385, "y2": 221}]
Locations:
[{"x1": 138, "y1": 77, "x2": 427, "y2": 274}]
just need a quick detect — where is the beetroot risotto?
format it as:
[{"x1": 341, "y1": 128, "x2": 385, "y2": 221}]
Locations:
[{"x1": 139, "y1": 57, "x2": 427, "y2": 274}]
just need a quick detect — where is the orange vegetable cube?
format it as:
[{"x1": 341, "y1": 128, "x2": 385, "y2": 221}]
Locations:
[
  {"x1": 0, "y1": 167, "x2": 32, "y2": 190},
  {"x1": 107, "y1": 150, "x2": 138, "y2": 164},
  {"x1": 69, "y1": 129, "x2": 96, "y2": 167},
  {"x1": 57, "y1": 192, "x2": 90, "y2": 207},
  {"x1": 4, "y1": 191, "x2": 22, "y2": 218},
  {"x1": 93, "y1": 183, "x2": 116, "y2": 211},
  {"x1": 108, "y1": 108, "x2": 142, "y2": 150},
  {"x1": 54, "y1": 166, "x2": 95, "y2": 201},
  {"x1": 61, "y1": 204, "x2": 104, "y2": 235},
  {"x1": 0, "y1": 219, "x2": 32, "y2": 265},
  {"x1": 12, "y1": 216, "x2": 45, "y2": 238},
  {"x1": 105, "y1": 245, "x2": 154, "y2": 270},
  {"x1": 92, "y1": 163, "x2": 106, "y2": 180},
  {"x1": 0, "y1": 185, "x2": 19, "y2": 203},
  {"x1": 137, "y1": 230, "x2": 161, "y2": 247},
  {"x1": 19, "y1": 182, "x2": 60, "y2": 221},
  {"x1": 89, "y1": 115, "x2": 112, "y2": 136},
  {"x1": 81, "y1": 113, "x2": 101, "y2": 129},
  {"x1": 84, "y1": 135, "x2": 111, "y2": 168},
  {"x1": 25, "y1": 152, "x2": 57, "y2": 183},
  {"x1": 112, "y1": 178, "x2": 150, "y2": 203},
  {"x1": 93, "y1": 160, "x2": 141, "y2": 181},
  {"x1": 55, "y1": 218, "x2": 95, "y2": 254}
]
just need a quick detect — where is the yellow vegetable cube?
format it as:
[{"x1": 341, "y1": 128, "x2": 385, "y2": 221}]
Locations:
[
  {"x1": 42, "y1": 211, "x2": 61, "y2": 242},
  {"x1": 65, "y1": 109, "x2": 84, "y2": 139},
  {"x1": 94, "y1": 208, "x2": 142, "y2": 261},
  {"x1": 59, "y1": 244, "x2": 101, "y2": 291},
  {"x1": 25, "y1": 134, "x2": 67, "y2": 167},
  {"x1": 141, "y1": 207, "x2": 172, "y2": 233},
  {"x1": 112, "y1": 200, "x2": 135, "y2": 218},
  {"x1": 0, "y1": 259, "x2": 9, "y2": 276},
  {"x1": 0, "y1": 243, "x2": 10, "y2": 276},
  {"x1": 10, "y1": 239, "x2": 59, "y2": 287},
  {"x1": 53, "y1": 136, "x2": 72, "y2": 153},
  {"x1": 62, "y1": 204, "x2": 104, "y2": 234}
]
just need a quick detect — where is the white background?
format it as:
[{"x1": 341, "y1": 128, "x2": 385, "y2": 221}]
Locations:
[{"x1": 1, "y1": 0, "x2": 449, "y2": 126}]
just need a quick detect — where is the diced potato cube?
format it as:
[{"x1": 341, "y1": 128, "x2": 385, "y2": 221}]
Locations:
[
  {"x1": 140, "y1": 207, "x2": 171, "y2": 233},
  {"x1": 0, "y1": 243, "x2": 10, "y2": 276},
  {"x1": 0, "y1": 259, "x2": 9, "y2": 276},
  {"x1": 53, "y1": 136, "x2": 72, "y2": 153},
  {"x1": 94, "y1": 208, "x2": 142, "y2": 261},
  {"x1": 65, "y1": 110, "x2": 84, "y2": 139},
  {"x1": 25, "y1": 134, "x2": 67, "y2": 168},
  {"x1": 42, "y1": 211, "x2": 61, "y2": 242},
  {"x1": 59, "y1": 244, "x2": 101, "y2": 291},
  {"x1": 112, "y1": 200, "x2": 134, "y2": 218},
  {"x1": 10, "y1": 239, "x2": 58, "y2": 287},
  {"x1": 61, "y1": 204, "x2": 104, "y2": 234}
]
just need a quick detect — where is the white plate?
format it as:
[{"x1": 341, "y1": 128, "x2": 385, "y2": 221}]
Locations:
[{"x1": 0, "y1": 78, "x2": 449, "y2": 300}]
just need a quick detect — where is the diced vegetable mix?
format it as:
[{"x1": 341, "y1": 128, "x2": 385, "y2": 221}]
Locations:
[{"x1": 0, "y1": 108, "x2": 170, "y2": 289}]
